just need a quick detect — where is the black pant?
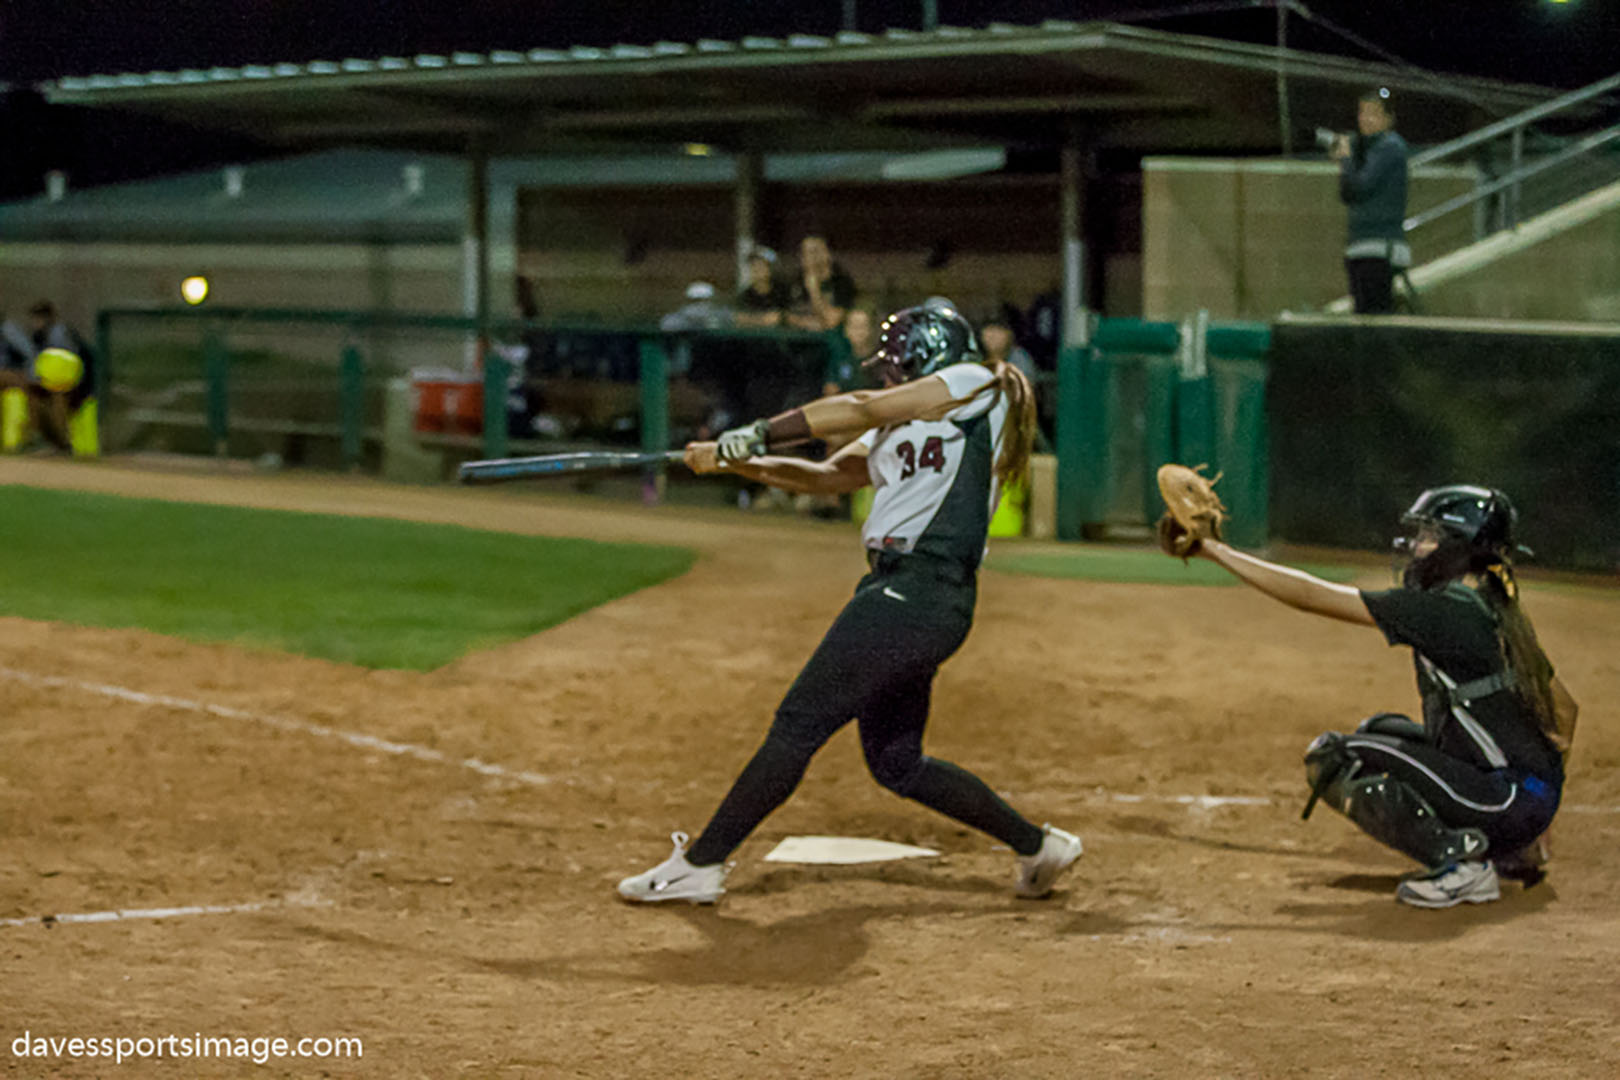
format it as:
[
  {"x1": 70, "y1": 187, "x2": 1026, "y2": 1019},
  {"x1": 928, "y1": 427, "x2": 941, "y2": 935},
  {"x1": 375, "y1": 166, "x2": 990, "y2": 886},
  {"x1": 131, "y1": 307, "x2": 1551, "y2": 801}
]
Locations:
[
  {"x1": 687, "y1": 553, "x2": 1045, "y2": 865},
  {"x1": 1345, "y1": 717, "x2": 1559, "y2": 854},
  {"x1": 1345, "y1": 257, "x2": 1395, "y2": 314}
]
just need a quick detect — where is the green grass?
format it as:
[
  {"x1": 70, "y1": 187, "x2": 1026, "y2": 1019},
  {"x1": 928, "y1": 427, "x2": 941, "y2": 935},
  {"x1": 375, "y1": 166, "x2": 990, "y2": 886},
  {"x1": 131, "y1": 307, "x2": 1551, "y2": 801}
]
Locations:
[
  {"x1": 987, "y1": 545, "x2": 1358, "y2": 587},
  {"x1": 0, "y1": 486, "x2": 695, "y2": 670}
]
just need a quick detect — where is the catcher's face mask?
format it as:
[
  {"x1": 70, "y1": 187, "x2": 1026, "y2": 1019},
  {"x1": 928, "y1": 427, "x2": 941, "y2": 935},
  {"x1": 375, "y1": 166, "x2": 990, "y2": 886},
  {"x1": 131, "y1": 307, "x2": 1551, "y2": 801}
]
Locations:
[{"x1": 1392, "y1": 522, "x2": 1459, "y2": 589}]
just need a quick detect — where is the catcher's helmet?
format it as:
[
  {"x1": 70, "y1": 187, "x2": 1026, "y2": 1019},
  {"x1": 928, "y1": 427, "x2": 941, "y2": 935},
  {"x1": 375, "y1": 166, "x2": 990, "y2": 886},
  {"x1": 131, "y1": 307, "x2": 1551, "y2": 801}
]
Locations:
[
  {"x1": 863, "y1": 297, "x2": 980, "y2": 386},
  {"x1": 1398, "y1": 484, "x2": 1519, "y2": 557}
]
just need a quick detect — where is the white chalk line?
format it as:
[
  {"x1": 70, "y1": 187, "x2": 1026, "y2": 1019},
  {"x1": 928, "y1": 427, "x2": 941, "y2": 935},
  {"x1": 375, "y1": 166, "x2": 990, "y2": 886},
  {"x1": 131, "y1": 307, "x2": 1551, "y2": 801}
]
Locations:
[
  {"x1": 0, "y1": 898, "x2": 326, "y2": 930},
  {"x1": 0, "y1": 666, "x2": 553, "y2": 788},
  {"x1": 1103, "y1": 792, "x2": 1274, "y2": 809},
  {"x1": 1095, "y1": 791, "x2": 1620, "y2": 815},
  {"x1": 6, "y1": 666, "x2": 1618, "y2": 815}
]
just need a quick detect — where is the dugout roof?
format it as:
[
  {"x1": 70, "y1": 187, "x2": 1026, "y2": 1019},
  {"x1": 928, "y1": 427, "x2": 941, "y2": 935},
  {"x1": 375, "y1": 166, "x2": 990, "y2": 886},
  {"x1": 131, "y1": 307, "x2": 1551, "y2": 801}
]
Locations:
[{"x1": 38, "y1": 21, "x2": 1568, "y2": 158}]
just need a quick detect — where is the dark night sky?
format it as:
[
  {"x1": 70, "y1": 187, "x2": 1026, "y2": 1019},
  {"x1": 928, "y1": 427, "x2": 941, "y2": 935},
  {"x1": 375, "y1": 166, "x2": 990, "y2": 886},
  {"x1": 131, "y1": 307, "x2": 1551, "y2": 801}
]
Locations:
[{"x1": 1, "y1": 0, "x2": 1615, "y2": 198}]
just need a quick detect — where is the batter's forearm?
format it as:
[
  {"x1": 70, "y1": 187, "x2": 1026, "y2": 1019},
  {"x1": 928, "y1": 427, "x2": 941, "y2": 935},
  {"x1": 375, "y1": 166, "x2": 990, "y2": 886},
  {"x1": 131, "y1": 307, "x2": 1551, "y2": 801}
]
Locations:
[
  {"x1": 726, "y1": 456, "x2": 840, "y2": 494},
  {"x1": 800, "y1": 392, "x2": 882, "y2": 438}
]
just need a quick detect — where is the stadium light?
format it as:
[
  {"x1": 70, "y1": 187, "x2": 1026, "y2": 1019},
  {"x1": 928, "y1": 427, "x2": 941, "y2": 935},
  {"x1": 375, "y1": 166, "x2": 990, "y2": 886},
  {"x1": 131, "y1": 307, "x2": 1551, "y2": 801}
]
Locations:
[{"x1": 181, "y1": 276, "x2": 210, "y2": 305}]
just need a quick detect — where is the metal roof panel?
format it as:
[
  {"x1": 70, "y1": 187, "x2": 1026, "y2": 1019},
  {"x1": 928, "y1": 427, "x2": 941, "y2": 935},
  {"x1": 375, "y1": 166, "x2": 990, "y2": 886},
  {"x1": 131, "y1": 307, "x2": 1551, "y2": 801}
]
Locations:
[{"x1": 33, "y1": 21, "x2": 1574, "y2": 159}]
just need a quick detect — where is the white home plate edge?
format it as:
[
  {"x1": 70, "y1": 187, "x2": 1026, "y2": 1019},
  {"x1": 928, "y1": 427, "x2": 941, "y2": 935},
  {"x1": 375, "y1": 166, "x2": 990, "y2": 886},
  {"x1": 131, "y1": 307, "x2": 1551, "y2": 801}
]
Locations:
[{"x1": 764, "y1": 836, "x2": 941, "y2": 865}]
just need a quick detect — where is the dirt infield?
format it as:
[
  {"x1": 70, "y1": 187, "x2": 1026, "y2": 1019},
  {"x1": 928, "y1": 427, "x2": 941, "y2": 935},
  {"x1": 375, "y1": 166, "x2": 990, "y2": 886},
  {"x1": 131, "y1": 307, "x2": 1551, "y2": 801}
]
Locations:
[{"x1": 3, "y1": 457, "x2": 1618, "y2": 1079}]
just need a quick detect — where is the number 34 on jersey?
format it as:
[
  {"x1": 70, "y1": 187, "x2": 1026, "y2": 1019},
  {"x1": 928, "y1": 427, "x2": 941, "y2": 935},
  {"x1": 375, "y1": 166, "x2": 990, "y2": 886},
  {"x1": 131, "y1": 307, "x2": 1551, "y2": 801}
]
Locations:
[{"x1": 894, "y1": 436, "x2": 946, "y2": 480}]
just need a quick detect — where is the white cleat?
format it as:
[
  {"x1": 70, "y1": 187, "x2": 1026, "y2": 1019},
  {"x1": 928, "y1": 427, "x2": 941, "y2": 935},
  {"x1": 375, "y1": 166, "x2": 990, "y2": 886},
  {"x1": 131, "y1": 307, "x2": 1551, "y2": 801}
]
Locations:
[
  {"x1": 1015, "y1": 824, "x2": 1084, "y2": 899},
  {"x1": 617, "y1": 831, "x2": 729, "y2": 905},
  {"x1": 1396, "y1": 860, "x2": 1500, "y2": 909}
]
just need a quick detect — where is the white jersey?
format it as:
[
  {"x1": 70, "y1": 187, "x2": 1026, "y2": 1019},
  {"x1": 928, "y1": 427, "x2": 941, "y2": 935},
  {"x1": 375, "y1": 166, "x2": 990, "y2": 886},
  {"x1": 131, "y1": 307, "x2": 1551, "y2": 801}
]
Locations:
[{"x1": 858, "y1": 362, "x2": 1006, "y2": 566}]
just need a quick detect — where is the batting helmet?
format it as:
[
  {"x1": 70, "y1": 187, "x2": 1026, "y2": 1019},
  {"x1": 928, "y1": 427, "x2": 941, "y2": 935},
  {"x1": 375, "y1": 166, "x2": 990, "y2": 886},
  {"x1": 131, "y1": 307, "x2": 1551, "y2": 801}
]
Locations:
[{"x1": 862, "y1": 297, "x2": 980, "y2": 386}]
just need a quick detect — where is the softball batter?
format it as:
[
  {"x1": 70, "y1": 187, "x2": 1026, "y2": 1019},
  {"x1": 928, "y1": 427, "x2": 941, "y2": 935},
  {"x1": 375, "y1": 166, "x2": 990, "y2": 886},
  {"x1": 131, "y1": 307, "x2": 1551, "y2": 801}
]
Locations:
[
  {"x1": 618, "y1": 299, "x2": 1082, "y2": 904},
  {"x1": 1178, "y1": 485, "x2": 1577, "y2": 908}
]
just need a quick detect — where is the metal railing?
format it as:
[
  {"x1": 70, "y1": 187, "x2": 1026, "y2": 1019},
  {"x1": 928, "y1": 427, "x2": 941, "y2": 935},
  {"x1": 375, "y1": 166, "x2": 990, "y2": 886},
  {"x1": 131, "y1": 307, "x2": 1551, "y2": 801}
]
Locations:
[{"x1": 1405, "y1": 71, "x2": 1620, "y2": 244}]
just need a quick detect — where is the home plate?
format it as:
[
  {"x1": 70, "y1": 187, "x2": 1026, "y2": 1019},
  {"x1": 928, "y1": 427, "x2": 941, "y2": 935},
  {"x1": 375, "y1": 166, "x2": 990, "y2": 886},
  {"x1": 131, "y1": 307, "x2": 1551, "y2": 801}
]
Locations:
[{"x1": 763, "y1": 836, "x2": 941, "y2": 865}]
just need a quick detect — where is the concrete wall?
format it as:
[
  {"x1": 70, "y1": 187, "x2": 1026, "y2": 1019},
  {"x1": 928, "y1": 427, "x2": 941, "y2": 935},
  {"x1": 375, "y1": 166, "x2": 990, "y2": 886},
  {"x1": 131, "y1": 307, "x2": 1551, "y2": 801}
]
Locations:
[
  {"x1": 0, "y1": 240, "x2": 473, "y2": 374},
  {"x1": 1417, "y1": 195, "x2": 1620, "y2": 322},
  {"x1": 0, "y1": 240, "x2": 468, "y2": 329},
  {"x1": 1141, "y1": 158, "x2": 1475, "y2": 320}
]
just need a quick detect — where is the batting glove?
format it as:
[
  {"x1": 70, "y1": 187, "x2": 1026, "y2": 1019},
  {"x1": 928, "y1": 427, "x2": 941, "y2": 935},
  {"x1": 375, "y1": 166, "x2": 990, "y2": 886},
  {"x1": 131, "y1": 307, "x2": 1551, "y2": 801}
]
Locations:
[{"x1": 717, "y1": 419, "x2": 769, "y2": 462}]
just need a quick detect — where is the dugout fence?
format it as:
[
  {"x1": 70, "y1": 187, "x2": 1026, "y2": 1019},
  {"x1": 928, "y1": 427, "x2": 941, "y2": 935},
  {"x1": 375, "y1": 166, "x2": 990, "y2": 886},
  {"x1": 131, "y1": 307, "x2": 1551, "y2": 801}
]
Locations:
[
  {"x1": 1054, "y1": 314, "x2": 1271, "y2": 549},
  {"x1": 93, "y1": 304, "x2": 1274, "y2": 542},
  {"x1": 92, "y1": 306, "x2": 1620, "y2": 568},
  {"x1": 1268, "y1": 315, "x2": 1620, "y2": 573},
  {"x1": 93, "y1": 306, "x2": 850, "y2": 483}
]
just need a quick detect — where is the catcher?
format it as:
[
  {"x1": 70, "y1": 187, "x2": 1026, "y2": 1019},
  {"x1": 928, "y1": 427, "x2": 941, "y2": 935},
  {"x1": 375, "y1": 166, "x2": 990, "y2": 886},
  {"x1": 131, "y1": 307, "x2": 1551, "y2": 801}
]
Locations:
[{"x1": 1158, "y1": 467, "x2": 1577, "y2": 909}]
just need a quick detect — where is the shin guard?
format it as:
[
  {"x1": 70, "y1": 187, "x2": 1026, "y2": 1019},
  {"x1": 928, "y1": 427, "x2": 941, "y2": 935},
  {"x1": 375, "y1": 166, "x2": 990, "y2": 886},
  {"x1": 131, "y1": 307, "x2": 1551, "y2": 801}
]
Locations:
[{"x1": 1303, "y1": 732, "x2": 1488, "y2": 869}]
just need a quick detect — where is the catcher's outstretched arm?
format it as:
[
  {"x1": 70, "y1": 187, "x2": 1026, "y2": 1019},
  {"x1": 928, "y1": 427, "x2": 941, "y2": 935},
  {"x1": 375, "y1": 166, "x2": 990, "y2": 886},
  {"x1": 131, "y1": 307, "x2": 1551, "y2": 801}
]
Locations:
[{"x1": 1200, "y1": 540, "x2": 1376, "y2": 626}]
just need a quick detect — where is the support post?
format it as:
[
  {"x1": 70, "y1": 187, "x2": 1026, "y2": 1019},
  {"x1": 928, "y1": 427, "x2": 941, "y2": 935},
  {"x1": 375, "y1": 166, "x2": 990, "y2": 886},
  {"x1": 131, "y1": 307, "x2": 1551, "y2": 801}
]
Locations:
[
  {"x1": 94, "y1": 309, "x2": 112, "y2": 446},
  {"x1": 482, "y1": 350, "x2": 510, "y2": 462},
  {"x1": 1275, "y1": 0, "x2": 1293, "y2": 156},
  {"x1": 1509, "y1": 126, "x2": 1524, "y2": 228},
  {"x1": 638, "y1": 336, "x2": 670, "y2": 504},
  {"x1": 340, "y1": 344, "x2": 364, "y2": 469},
  {"x1": 734, "y1": 150, "x2": 762, "y2": 288},
  {"x1": 464, "y1": 140, "x2": 491, "y2": 368},
  {"x1": 1055, "y1": 138, "x2": 1089, "y2": 540},
  {"x1": 204, "y1": 327, "x2": 228, "y2": 458},
  {"x1": 1060, "y1": 140, "x2": 1086, "y2": 347}
]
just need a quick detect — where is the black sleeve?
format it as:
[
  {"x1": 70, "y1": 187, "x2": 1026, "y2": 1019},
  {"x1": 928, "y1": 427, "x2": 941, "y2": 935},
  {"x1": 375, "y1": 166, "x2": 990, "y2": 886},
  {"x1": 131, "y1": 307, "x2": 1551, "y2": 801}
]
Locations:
[
  {"x1": 1360, "y1": 587, "x2": 1454, "y2": 650},
  {"x1": 1360, "y1": 585, "x2": 1501, "y2": 664}
]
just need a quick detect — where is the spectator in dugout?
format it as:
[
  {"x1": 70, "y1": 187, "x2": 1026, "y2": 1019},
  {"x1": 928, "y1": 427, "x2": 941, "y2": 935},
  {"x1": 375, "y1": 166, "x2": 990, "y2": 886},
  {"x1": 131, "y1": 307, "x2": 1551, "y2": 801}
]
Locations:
[
  {"x1": 823, "y1": 305, "x2": 876, "y2": 398},
  {"x1": 659, "y1": 281, "x2": 733, "y2": 334},
  {"x1": 1, "y1": 300, "x2": 97, "y2": 455},
  {"x1": 733, "y1": 246, "x2": 790, "y2": 329},
  {"x1": 785, "y1": 234, "x2": 857, "y2": 332},
  {"x1": 977, "y1": 309, "x2": 1039, "y2": 388}
]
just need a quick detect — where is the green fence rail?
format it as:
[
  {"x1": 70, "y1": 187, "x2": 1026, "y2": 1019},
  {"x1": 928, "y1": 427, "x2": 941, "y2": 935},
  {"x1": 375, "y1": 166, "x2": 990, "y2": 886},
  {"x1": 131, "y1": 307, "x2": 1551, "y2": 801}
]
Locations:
[
  {"x1": 94, "y1": 304, "x2": 1270, "y2": 545},
  {"x1": 1056, "y1": 315, "x2": 1270, "y2": 547},
  {"x1": 94, "y1": 306, "x2": 850, "y2": 488}
]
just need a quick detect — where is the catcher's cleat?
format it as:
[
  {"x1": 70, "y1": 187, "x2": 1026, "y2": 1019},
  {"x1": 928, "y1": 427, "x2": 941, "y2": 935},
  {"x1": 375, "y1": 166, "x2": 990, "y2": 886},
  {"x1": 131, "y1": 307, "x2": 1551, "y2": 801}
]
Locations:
[
  {"x1": 1015, "y1": 824, "x2": 1084, "y2": 899},
  {"x1": 617, "y1": 831, "x2": 729, "y2": 905},
  {"x1": 1395, "y1": 860, "x2": 1500, "y2": 909},
  {"x1": 1493, "y1": 836, "x2": 1550, "y2": 887}
]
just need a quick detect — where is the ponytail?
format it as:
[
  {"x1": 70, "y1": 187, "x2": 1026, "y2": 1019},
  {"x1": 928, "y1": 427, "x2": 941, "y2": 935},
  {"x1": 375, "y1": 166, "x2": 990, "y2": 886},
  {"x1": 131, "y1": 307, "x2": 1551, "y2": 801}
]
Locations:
[
  {"x1": 1476, "y1": 563, "x2": 1559, "y2": 745},
  {"x1": 922, "y1": 358, "x2": 1038, "y2": 487},
  {"x1": 988, "y1": 359, "x2": 1037, "y2": 488}
]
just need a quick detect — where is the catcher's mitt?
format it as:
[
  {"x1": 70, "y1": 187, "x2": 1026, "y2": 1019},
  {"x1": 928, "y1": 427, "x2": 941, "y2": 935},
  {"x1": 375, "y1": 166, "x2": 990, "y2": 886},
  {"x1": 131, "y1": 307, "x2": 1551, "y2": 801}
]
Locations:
[{"x1": 1156, "y1": 463, "x2": 1227, "y2": 560}]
